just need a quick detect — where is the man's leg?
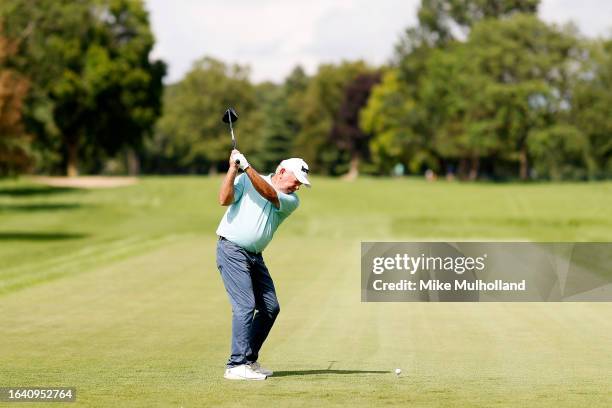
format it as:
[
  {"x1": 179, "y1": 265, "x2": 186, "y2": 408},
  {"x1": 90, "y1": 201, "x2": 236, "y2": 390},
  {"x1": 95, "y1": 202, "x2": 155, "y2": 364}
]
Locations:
[
  {"x1": 216, "y1": 239, "x2": 256, "y2": 367},
  {"x1": 247, "y1": 254, "x2": 280, "y2": 363}
]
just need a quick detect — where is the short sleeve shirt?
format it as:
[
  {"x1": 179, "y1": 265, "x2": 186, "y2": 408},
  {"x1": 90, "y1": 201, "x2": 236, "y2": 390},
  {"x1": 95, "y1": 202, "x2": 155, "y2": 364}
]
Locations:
[{"x1": 216, "y1": 173, "x2": 299, "y2": 253}]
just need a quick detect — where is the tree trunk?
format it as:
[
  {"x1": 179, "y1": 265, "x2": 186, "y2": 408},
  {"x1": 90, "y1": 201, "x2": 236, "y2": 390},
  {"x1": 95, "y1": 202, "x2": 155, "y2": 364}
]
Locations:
[
  {"x1": 469, "y1": 156, "x2": 479, "y2": 181},
  {"x1": 66, "y1": 140, "x2": 78, "y2": 177},
  {"x1": 125, "y1": 147, "x2": 140, "y2": 176},
  {"x1": 519, "y1": 147, "x2": 528, "y2": 180},
  {"x1": 458, "y1": 158, "x2": 468, "y2": 180},
  {"x1": 342, "y1": 154, "x2": 359, "y2": 181}
]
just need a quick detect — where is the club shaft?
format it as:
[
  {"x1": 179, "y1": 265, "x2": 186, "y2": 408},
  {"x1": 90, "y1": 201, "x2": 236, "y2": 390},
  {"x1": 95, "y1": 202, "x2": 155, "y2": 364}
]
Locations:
[
  {"x1": 229, "y1": 117, "x2": 236, "y2": 147},
  {"x1": 229, "y1": 116, "x2": 239, "y2": 162}
]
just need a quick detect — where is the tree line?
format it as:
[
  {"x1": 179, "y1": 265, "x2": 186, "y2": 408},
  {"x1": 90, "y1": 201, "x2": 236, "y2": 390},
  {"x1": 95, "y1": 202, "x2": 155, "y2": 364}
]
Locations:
[
  {"x1": 1, "y1": 0, "x2": 164, "y2": 176},
  {"x1": 1, "y1": 0, "x2": 611, "y2": 180}
]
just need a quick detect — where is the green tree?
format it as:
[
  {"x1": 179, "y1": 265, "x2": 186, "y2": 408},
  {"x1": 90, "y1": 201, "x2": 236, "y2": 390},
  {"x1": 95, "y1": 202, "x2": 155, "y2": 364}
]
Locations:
[
  {"x1": 257, "y1": 66, "x2": 309, "y2": 172},
  {"x1": 370, "y1": 6, "x2": 586, "y2": 180},
  {"x1": 571, "y1": 39, "x2": 612, "y2": 178},
  {"x1": 418, "y1": 44, "x2": 498, "y2": 179},
  {"x1": 294, "y1": 61, "x2": 371, "y2": 174},
  {"x1": 256, "y1": 84, "x2": 295, "y2": 172},
  {"x1": 148, "y1": 57, "x2": 258, "y2": 174},
  {"x1": 416, "y1": 0, "x2": 539, "y2": 47},
  {"x1": 1, "y1": 0, "x2": 164, "y2": 175},
  {"x1": 370, "y1": 0, "x2": 543, "y2": 177},
  {"x1": 465, "y1": 15, "x2": 580, "y2": 179},
  {"x1": 361, "y1": 69, "x2": 437, "y2": 174},
  {"x1": 527, "y1": 124, "x2": 592, "y2": 180}
]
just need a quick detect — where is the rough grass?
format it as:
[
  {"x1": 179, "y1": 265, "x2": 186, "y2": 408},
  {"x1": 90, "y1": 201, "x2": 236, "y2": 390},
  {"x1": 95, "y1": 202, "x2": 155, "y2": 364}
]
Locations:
[{"x1": 0, "y1": 177, "x2": 611, "y2": 407}]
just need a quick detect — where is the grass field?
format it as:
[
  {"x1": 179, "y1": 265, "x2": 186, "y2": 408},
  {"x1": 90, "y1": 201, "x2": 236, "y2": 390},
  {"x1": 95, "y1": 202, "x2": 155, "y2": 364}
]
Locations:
[{"x1": 1, "y1": 176, "x2": 611, "y2": 407}]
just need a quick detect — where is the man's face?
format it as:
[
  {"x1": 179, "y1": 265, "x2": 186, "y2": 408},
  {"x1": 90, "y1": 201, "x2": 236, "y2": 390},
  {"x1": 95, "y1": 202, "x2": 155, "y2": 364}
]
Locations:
[{"x1": 276, "y1": 168, "x2": 302, "y2": 193}]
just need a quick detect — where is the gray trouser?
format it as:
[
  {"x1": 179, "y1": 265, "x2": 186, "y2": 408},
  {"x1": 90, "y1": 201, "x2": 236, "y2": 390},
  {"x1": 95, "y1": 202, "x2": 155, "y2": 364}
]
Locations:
[{"x1": 216, "y1": 237, "x2": 280, "y2": 368}]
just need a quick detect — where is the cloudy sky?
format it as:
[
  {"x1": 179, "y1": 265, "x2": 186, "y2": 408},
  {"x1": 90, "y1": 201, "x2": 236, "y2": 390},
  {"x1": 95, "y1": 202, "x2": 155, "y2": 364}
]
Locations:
[{"x1": 145, "y1": 0, "x2": 612, "y2": 84}]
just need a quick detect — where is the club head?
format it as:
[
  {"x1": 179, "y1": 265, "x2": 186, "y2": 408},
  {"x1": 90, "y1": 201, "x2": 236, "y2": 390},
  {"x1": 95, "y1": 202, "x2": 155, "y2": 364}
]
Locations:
[{"x1": 222, "y1": 108, "x2": 238, "y2": 124}]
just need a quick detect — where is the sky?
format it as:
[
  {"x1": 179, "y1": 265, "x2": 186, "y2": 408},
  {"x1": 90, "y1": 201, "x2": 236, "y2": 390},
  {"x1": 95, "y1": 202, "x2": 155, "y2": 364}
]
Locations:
[{"x1": 145, "y1": 0, "x2": 612, "y2": 84}]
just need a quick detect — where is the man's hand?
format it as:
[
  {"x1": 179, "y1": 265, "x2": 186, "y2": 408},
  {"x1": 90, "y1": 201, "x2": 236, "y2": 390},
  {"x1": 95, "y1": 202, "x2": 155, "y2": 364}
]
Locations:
[
  {"x1": 229, "y1": 149, "x2": 240, "y2": 169},
  {"x1": 231, "y1": 150, "x2": 250, "y2": 171},
  {"x1": 226, "y1": 150, "x2": 277, "y2": 208},
  {"x1": 220, "y1": 150, "x2": 242, "y2": 206}
]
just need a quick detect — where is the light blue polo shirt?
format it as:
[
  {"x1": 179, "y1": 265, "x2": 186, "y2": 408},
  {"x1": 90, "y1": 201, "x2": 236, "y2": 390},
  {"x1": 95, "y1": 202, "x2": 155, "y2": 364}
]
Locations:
[{"x1": 216, "y1": 173, "x2": 299, "y2": 253}]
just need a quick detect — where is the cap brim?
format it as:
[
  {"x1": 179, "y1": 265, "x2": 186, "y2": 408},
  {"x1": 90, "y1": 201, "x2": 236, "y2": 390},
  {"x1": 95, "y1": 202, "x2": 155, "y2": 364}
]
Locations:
[{"x1": 295, "y1": 172, "x2": 311, "y2": 187}]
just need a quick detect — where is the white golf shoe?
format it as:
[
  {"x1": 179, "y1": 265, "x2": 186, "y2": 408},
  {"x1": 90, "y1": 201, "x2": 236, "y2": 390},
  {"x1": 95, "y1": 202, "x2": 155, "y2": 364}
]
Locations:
[
  {"x1": 224, "y1": 364, "x2": 267, "y2": 380},
  {"x1": 249, "y1": 362, "x2": 273, "y2": 376}
]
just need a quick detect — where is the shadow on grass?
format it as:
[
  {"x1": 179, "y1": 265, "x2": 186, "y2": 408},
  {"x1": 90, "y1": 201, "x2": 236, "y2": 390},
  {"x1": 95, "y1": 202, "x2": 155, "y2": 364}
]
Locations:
[
  {"x1": 0, "y1": 203, "x2": 85, "y2": 212},
  {"x1": 0, "y1": 232, "x2": 88, "y2": 241},
  {"x1": 0, "y1": 186, "x2": 83, "y2": 197},
  {"x1": 273, "y1": 369, "x2": 390, "y2": 377}
]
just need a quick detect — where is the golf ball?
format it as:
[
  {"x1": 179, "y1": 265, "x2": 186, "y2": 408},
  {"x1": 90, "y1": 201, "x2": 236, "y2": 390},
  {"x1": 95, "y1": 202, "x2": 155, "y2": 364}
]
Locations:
[{"x1": 395, "y1": 368, "x2": 401, "y2": 375}]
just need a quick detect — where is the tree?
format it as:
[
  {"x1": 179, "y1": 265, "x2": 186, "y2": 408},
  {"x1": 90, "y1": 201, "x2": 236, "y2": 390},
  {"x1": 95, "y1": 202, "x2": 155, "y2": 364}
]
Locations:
[
  {"x1": 419, "y1": 44, "x2": 500, "y2": 179},
  {"x1": 371, "y1": 1, "x2": 543, "y2": 178},
  {"x1": 148, "y1": 57, "x2": 258, "y2": 174},
  {"x1": 257, "y1": 66, "x2": 309, "y2": 172},
  {"x1": 1, "y1": 0, "x2": 165, "y2": 175},
  {"x1": 293, "y1": 61, "x2": 371, "y2": 174},
  {"x1": 361, "y1": 69, "x2": 439, "y2": 175},
  {"x1": 330, "y1": 71, "x2": 381, "y2": 179},
  {"x1": 0, "y1": 22, "x2": 31, "y2": 175},
  {"x1": 465, "y1": 15, "x2": 580, "y2": 179},
  {"x1": 416, "y1": 0, "x2": 539, "y2": 47},
  {"x1": 373, "y1": 3, "x2": 585, "y2": 180},
  {"x1": 571, "y1": 39, "x2": 612, "y2": 178},
  {"x1": 527, "y1": 124, "x2": 591, "y2": 180}
]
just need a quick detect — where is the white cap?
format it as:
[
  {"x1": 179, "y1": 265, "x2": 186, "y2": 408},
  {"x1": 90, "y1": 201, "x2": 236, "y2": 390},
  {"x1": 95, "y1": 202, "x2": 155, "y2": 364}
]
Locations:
[{"x1": 279, "y1": 158, "x2": 311, "y2": 187}]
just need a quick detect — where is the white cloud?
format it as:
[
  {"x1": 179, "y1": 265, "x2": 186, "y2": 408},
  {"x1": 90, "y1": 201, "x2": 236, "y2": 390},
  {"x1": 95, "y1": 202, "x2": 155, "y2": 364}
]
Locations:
[{"x1": 145, "y1": 0, "x2": 612, "y2": 84}]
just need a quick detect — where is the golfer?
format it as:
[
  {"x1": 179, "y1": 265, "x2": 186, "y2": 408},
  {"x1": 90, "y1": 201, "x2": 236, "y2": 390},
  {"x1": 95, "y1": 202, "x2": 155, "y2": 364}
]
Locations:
[{"x1": 216, "y1": 149, "x2": 310, "y2": 380}]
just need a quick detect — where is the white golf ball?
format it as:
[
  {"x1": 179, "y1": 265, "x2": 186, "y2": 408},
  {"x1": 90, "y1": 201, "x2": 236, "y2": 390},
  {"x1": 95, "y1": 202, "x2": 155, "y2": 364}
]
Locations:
[{"x1": 395, "y1": 368, "x2": 401, "y2": 375}]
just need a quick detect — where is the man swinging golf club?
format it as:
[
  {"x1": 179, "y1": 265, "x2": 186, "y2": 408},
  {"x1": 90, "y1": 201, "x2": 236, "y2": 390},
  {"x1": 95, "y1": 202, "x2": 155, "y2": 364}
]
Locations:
[{"x1": 216, "y1": 109, "x2": 311, "y2": 380}]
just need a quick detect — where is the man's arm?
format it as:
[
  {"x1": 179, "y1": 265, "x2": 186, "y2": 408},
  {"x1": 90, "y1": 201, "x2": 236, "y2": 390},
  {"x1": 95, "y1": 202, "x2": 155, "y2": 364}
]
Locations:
[
  {"x1": 219, "y1": 150, "x2": 240, "y2": 206},
  {"x1": 245, "y1": 167, "x2": 280, "y2": 209}
]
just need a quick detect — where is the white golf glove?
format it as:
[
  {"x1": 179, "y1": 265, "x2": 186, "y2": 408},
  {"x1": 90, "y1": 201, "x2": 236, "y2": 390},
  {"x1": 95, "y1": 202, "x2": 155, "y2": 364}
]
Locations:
[{"x1": 233, "y1": 153, "x2": 249, "y2": 171}]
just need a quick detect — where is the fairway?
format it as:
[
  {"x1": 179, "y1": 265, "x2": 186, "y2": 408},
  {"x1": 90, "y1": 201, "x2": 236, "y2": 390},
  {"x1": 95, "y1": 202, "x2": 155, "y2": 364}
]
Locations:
[{"x1": 1, "y1": 177, "x2": 611, "y2": 407}]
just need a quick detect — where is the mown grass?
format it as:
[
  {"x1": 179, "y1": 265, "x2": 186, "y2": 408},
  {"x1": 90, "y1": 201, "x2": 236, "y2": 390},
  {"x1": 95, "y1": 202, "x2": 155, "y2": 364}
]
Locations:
[{"x1": 0, "y1": 177, "x2": 610, "y2": 407}]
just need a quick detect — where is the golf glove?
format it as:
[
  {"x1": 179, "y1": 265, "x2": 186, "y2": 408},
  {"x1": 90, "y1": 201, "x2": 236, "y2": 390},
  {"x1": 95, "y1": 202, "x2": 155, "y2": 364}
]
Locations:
[
  {"x1": 235, "y1": 153, "x2": 250, "y2": 171},
  {"x1": 230, "y1": 151, "x2": 241, "y2": 165}
]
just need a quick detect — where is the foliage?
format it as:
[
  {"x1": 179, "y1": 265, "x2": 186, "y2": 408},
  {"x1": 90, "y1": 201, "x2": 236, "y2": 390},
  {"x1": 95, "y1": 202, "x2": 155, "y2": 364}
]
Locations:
[
  {"x1": 293, "y1": 60, "x2": 372, "y2": 174},
  {"x1": 570, "y1": 39, "x2": 612, "y2": 178},
  {"x1": 256, "y1": 66, "x2": 309, "y2": 173},
  {"x1": 0, "y1": 22, "x2": 32, "y2": 175},
  {"x1": 1, "y1": 0, "x2": 611, "y2": 181},
  {"x1": 145, "y1": 57, "x2": 257, "y2": 174},
  {"x1": 329, "y1": 71, "x2": 381, "y2": 177},
  {"x1": 416, "y1": 0, "x2": 539, "y2": 46},
  {"x1": 362, "y1": 70, "x2": 433, "y2": 174},
  {"x1": 365, "y1": 4, "x2": 605, "y2": 180},
  {"x1": 1, "y1": 0, "x2": 164, "y2": 175}
]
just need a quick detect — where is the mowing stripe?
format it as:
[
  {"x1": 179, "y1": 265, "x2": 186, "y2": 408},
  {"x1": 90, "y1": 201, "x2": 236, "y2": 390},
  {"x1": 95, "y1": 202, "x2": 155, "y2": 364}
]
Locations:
[
  {"x1": 0, "y1": 236, "x2": 144, "y2": 280},
  {"x1": 0, "y1": 234, "x2": 187, "y2": 296}
]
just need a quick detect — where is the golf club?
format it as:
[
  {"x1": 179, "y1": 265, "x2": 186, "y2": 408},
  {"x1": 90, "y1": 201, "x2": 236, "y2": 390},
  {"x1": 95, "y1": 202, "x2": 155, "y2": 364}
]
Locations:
[{"x1": 222, "y1": 108, "x2": 240, "y2": 166}]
